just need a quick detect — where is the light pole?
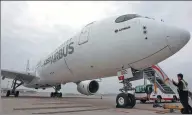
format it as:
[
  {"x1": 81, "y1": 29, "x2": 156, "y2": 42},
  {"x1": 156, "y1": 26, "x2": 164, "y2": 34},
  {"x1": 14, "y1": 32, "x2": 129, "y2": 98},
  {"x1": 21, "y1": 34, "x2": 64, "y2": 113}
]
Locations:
[{"x1": 7, "y1": 81, "x2": 10, "y2": 89}]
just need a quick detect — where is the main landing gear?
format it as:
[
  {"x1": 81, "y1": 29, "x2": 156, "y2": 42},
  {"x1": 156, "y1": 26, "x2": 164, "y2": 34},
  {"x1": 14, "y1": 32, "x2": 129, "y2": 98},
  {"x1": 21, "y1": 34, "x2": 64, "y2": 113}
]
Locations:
[
  {"x1": 50, "y1": 85, "x2": 62, "y2": 98},
  {"x1": 6, "y1": 78, "x2": 24, "y2": 97},
  {"x1": 116, "y1": 75, "x2": 136, "y2": 108}
]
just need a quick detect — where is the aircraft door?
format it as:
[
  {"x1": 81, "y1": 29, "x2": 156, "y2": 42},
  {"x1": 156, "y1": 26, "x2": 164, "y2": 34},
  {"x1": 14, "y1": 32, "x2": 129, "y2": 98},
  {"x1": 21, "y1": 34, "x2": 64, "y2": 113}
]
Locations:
[{"x1": 78, "y1": 22, "x2": 94, "y2": 45}]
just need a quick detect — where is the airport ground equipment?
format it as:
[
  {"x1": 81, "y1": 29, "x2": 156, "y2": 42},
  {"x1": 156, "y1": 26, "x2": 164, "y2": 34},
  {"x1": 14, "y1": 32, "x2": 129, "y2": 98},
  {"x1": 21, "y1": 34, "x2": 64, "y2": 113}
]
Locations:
[
  {"x1": 142, "y1": 66, "x2": 179, "y2": 103},
  {"x1": 153, "y1": 101, "x2": 192, "y2": 114},
  {"x1": 144, "y1": 67, "x2": 176, "y2": 94},
  {"x1": 115, "y1": 64, "x2": 192, "y2": 109},
  {"x1": 134, "y1": 84, "x2": 178, "y2": 103},
  {"x1": 153, "y1": 102, "x2": 183, "y2": 113},
  {"x1": 116, "y1": 64, "x2": 178, "y2": 108},
  {"x1": 150, "y1": 65, "x2": 192, "y2": 113},
  {"x1": 153, "y1": 90, "x2": 192, "y2": 114}
]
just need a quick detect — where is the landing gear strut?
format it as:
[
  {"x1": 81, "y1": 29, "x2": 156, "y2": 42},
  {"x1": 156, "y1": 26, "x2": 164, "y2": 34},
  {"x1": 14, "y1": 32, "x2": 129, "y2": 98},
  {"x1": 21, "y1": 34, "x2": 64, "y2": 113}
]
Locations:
[
  {"x1": 50, "y1": 85, "x2": 62, "y2": 98},
  {"x1": 6, "y1": 78, "x2": 24, "y2": 97},
  {"x1": 116, "y1": 68, "x2": 136, "y2": 108}
]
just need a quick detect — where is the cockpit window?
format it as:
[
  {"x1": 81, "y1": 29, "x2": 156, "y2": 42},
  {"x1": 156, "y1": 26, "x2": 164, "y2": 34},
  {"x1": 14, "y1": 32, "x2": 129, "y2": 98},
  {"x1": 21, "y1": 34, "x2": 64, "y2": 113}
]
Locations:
[{"x1": 115, "y1": 14, "x2": 141, "y2": 23}]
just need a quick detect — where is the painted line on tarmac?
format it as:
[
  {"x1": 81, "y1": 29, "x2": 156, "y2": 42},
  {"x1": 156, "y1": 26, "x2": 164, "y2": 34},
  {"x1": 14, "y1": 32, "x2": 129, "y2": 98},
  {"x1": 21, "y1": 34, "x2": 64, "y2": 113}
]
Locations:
[
  {"x1": 13, "y1": 105, "x2": 93, "y2": 110},
  {"x1": 32, "y1": 108, "x2": 111, "y2": 114},
  {"x1": 32, "y1": 102, "x2": 79, "y2": 105}
]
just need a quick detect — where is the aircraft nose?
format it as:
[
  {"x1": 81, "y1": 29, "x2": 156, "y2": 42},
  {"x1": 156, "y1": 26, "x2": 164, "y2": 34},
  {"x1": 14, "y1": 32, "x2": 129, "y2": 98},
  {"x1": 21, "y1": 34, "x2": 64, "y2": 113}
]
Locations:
[{"x1": 167, "y1": 28, "x2": 190, "y2": 54}]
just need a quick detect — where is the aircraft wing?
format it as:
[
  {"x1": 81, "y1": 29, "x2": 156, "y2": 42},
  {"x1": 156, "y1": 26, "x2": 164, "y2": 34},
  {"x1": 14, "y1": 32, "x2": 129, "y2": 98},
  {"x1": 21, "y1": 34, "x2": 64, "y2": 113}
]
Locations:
[{"x1": 1, "y1": 69, "x2": 36, "y2": 83}]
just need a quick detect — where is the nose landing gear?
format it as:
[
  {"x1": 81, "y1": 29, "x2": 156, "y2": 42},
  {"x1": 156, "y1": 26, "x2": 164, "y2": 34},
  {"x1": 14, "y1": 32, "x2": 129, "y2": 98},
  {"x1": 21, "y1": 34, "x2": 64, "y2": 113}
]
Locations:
[{"x1": 116, "y1": 70, "x2": 136, "y2": 108}]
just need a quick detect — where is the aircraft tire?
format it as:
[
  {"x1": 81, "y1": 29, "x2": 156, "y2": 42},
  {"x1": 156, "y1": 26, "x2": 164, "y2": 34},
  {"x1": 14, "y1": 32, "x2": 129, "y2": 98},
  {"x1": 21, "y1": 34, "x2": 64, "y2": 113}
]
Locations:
[
  {"x1": 53, "y1": 92, "x2": 56, "y2": 97},
  {"x1": 188, "y1": 104, "x2": 192, "y2": 114},
  {"x1": 15, "y1": 91, "x2": 19, "y2": 97},
  {"x1": 180, "y1": 106, "x2": 192, "y2": 114},
  {"x1": 180, "y1": 108, "x2": 185, "y2": 114},
  {"x1": 55, "y1": 92, "x2": 62, "y2": 98},
  {"x1": 50, "y1": 92, "x2": 54, "y2": 97},
  {"x1": 6, "y1": 90, "x2": 10, "y2": 97},
  {"x1": 157, "y1": 95, "x2": 162, "y2": 103},
  {"x1": 140, "y1": 100, "x2": 147, "y2": 103},
  {"x1": 116, "y1": 93, "x2": 128, "y2": 108},
  {"x1": 58, "y1": 93, "x2": 62, "y2": 98},
  {"x1": 127, "y1": 93, "x2": 136, "y2": 108},
  {"x1": 172, "y1": 96, "x2": 177, "y2": 102}
]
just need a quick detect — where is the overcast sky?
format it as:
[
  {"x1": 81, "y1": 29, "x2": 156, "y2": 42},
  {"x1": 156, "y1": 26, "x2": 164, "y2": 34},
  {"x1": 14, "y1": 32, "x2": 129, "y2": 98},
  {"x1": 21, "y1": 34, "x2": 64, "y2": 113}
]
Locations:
[{"x1": 1, "y1": 1, "x2": 192, "y2": 94}]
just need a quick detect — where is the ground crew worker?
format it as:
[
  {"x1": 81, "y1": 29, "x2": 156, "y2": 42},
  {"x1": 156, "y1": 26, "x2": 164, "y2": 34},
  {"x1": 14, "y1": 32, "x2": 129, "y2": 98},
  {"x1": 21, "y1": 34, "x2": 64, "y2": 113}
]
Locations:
[{"x1": 172, "y1": 73, "x2": 189, "y2": 114}]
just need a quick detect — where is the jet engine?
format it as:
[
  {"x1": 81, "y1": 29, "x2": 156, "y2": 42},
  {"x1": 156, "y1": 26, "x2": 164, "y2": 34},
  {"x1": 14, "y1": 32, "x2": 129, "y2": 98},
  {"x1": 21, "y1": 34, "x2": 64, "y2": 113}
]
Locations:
[{"x1": 77, "y1": 80, "x2": 99, "y2": 95}]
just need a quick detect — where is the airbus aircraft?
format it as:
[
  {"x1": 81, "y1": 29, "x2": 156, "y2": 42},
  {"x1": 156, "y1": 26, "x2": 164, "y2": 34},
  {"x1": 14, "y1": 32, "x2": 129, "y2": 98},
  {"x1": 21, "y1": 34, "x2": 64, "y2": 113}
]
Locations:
[{"x1": 1, "y1": 14, "x2": 190, "y2": 108}]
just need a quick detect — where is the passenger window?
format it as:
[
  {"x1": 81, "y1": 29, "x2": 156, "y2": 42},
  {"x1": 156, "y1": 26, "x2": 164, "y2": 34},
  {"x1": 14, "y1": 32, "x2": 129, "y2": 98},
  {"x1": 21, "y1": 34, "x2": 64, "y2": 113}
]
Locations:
[{"x1": 115, "y1": 14, "x2": 141, "y2": 23}]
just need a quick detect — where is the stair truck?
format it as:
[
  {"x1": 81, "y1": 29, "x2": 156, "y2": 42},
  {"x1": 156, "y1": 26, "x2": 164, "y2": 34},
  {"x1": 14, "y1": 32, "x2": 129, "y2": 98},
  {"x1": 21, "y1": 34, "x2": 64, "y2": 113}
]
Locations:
[{"x1": 135, "y1": 83, "x2": 179, "y2": 103}]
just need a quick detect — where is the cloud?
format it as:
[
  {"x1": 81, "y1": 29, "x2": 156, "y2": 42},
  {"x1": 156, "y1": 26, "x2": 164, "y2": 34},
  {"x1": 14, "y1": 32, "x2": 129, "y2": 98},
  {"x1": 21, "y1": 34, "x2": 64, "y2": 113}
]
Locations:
[{"x1": 1, "y1": 1, "x2": 192, "y2": 93}]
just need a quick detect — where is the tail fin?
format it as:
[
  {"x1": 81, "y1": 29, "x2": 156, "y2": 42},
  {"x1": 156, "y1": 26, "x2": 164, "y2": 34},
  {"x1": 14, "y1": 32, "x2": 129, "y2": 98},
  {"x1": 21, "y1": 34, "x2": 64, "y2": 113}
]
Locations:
[{"x1": 26, "y1": 59, "x2": 30, "y2": 73}]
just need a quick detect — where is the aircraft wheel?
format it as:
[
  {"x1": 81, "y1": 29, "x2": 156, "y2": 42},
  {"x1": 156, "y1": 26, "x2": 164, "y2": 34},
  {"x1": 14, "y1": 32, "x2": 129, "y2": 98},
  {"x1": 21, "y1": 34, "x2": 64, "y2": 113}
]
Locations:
[
  {"x1": 50, "y1": 92, "x2": 54, "y2": 97},
  {"x1": 127, "y1": 93, "x2": 136, "y2": 108},
  {"x1": 15, "y1": 91, "x2": 19, "y2": 97},
  {"x1": 116, "y1": 93, "x2": 136, "y2": 108},
  {"x1": 172, "y1": 96, "x2": 177, "y2": 102},
  {"x1": 188, "y1": 105, "x2": 192, "y2": 114},
  {"x1": 140, "y1": 100, "x2": 146, "y2": 103},
  {"x1": 52, "y1": 92, "x2": 56, "y2": 97},
  {"x1": 58, "y1": 93, "x2": 62, "y2": 98},
  {"x1": 180, "y1": 108, "x2": 185, "y2": 114},
  {"x1": 6, "y1": 90, "x2": 10, "y2": 97},
  {"x1": 55, "y1": 92, "x2": 62, "y2": 98},
  {"x1": 157, "y1": 95, "x2": 162, "y2": 103},
  {"x1": 180, "y1": 106, "x2": 192, "y2": 114},
  {"x1": 116, "y1": 93, "x2": 128, "y2": 108}
]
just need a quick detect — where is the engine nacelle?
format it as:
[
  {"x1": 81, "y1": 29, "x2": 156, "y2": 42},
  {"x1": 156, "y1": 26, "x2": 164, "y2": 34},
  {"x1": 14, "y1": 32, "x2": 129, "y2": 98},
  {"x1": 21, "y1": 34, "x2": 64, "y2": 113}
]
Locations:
[{"x1": 77, "y1": 80, "x2": 99, "y2": 95}]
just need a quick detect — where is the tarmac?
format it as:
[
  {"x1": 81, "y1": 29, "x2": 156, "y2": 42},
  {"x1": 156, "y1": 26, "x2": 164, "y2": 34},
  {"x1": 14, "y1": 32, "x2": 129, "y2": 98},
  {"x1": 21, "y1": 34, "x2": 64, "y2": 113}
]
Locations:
[{"x1": 0, "y1": 92, "x2": 183, "y2": 115}]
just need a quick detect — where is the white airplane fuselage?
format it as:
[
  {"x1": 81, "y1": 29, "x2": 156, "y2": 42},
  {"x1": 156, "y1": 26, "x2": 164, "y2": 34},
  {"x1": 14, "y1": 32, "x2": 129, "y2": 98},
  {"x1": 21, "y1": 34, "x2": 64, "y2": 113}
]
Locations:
[{"x1": 24, "y1": 14, "x2": 190, "y2": 88}]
